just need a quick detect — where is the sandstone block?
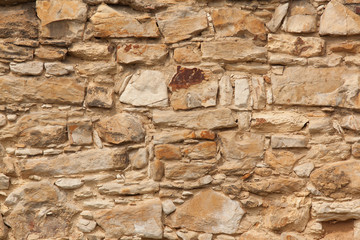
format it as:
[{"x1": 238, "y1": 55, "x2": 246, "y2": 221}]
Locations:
[
  {"x1": 35, "y1": 46, "x2": 67, "y2": 61},
  {"x1": 99, "y1": 180, "x2": 159, "y2": 195},
  {"x1": 55, "y1": 178, "x2": 84, "y2": 190},
  {"x1": 234, "y1": 78, "x2": 250, "y2": 108},
  {"x1": 219, "y1": 75, "x2": 233, "y2": 106},
  {"x1": 312, "y1": 200, "x2": 360, "y2": 221},
  {"x1": 174, "y1": 44, "x2": 201, "y2": 64},
  {"x1": 268, "y1": 53, "x2": 307, "y2": 65},
  {"x1": 0, "y1": 42, "x2": 33, "y2": 61},
  {"x1": 183, "y1": 142, "x2": 216, "y2": 160},
  {"x1": 129, "y1": 148, "x2": 148, "y2": 169},
  {"x1": 0, "y1": 173, "x2": 9, "y2": 190},
  {"x1": 44, "y1": 62, "x2": 74, "y2": 76},
  {"x1": 162, "y1": 199, "x2": 176, "y2": 215},
  {"x1": 83, "y1": 199, "x2": 115, "y2": 209},
  {"x1": 10, "y1": 61, "x2": 43, "y2": 76},
  {"x1": 86, "y1": 83, "x2": 114, "y2": 108},
  {"x1": 75, "y1": 61, "x2": 117, "y2": 77},
  {"x1": 117, "y1": 43, "x2": 168, "y2": 65},
  {"x1": 69, "y1": 42, "x2": 112, "y2": 60},
  {"x1": 150, "y1": 159, "x2": 165, "y2": 181},
  {"x1": 19, "y1": 125, "x2": 67, "y2": 147},
  {"x1": 294, "y1": 162, "x2": 315, "y2": 177},
  {"x1": 271, "y1": 135, "x2": 308, "y2": 148},
  {"x1": 155, "y1": 144, "x2": 182, "y2": 160},
  {"x1": 266, "y1": 3, "x2": 289, "y2": 32},
  {"x1": 243, "y1": 177, "x2": 306, "y2": 195},
  {"x1": 283, "y1": 15, "x2": 317, "y2": 33},
  {"x1": 77, "y1": 219, "x2": 97, "y2": 233},
  {"x1": 165, "y1": 161, "x2": 214, "y2": 180},
  {"x1": 68, "y1": 122, "x2": 93, "y2": 146}
]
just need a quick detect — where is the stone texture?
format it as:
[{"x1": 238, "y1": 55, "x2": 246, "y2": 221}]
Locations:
[
  {"x1": 55, "y1": 178, "x2": 84, "y2": 190},
  {"x1": 86, "y1": 83, "x2": 114, "y2": 108},
  {"x1": 294, "y1": 162, "x2": 315, "y2": 177},
  {"x1": 10, "y1": 61, "x2": 43, "y2": 76},
  {"x1": 0, "y1": 42, "x2": 33, "y2": 61},
  {"x1": 77, "y1": 219, "x2": 97, "y2": 233},
  {"x1": 94, "y1": 199, "x2": 163, "y2": 239},
  {"x1": 95, "y1": 113, "x2": 145, "y2": 144},
  {"x1": 44, "y1": 62, "x2": 73, "y2": 76},
  {"x1": 129, "y1": 148, "x2": 148, "y2": 169},
  {"x1": 99, "y1": 180, "x2": 159, "y2": 195},
  {"x1": 120, "y1": 70, "x2": 168, "y2": 107},
  {"x1": 312, "y1": 200, "x2": 360, "y2": 221},
  {"x1": 243, "y1": 177, "x2": 306, "y2": 195},
  {"x1": 20, "y1": 148, "x2": 128, "y2": 176},
  {"x1": 265, "y1": 150, "x2": 299, "y2": 175},
  {"x1": 266, "y1": 3, "x2": 289, "y2": 32},
  {"x1": 174, "y1": 44, "x2": 201, "y2": 64},
  {"x1": 35, "y1": 46, "x2": 67, "y2": 61},
  {"x1": 156, "y1": 7, "x2": 207, "y2": 43},
  {"x1": 155, "y1": 144, "x2": 182, "y2": 160},
  {"x1": 0, "y1": 173, "x2": 10, "y2": 190},
  {"x1": 271, "y1": 135, "x2": 308, "y2": 148},
  {"x1": 90, "y1": 4, "x2": 159, "y2": 38},
  {"x1": 283, "y1": 1, "x2": 317, "y2": 33},
  {"x1": 167, "y1": 189, "x2": 245, "y2": 234},
  {"x1": 183, "y1": 142, "x2": 216, "y2": 160},
  {"x1": 19, "y1": 125, "x2": 67, "y2": 147},
  {"x1": 165, "y1": 161, "x2": 214, "y2": 180},
  {"x1": 153, "y1": 108, "x2": 237, "y2": 130},
  {"x1": 68, "y1": 122, "x2": 93, "y2": 145},
  {"x1": 117, "y1": 44, "x2": 168, "y2": 65},
  {"x1": 75, "y1": 61, "x2": 117, "y2": 76},
  {"x1": 234, "y1": 78, "x2": 250, "y2": 108},
  {"x1": 69, "y1": 42, "x2": 111, "y2": 60},
  {"x1": 162, "y1": 199, "x2": 176, "y2": 215},
  {"x1": 219, "y1": 75, "x2": 233, "y2": 106},
  {"x1": 341, "y1": 115, "x2": 360, "y2": 131}
]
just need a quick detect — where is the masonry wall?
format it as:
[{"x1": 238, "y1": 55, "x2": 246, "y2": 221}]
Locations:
[{"x1": 1, "y1": 0, "x2": 360, "y2": 239}]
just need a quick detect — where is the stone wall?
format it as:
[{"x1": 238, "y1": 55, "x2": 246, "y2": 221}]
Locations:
[{"x1": 1, "y1": 0, "x2": 360, "y2": 239}]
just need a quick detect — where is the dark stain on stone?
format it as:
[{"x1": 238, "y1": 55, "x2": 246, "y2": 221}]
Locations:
[{"x1": 169, "y1": 66, "x2": 206, "y2": 91}]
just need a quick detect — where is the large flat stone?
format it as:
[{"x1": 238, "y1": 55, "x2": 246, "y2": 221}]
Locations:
[
  {"x1": 153, "y1": 108, "x2": 237, "y2": 130},
  {"x1": 271, "y1": 67, "x2": 360, "y2": 109},
  {"x1": 167, "y1": 189, "x2": 245, "y2": 234},
  {"x1": 117, "y1": 43, "x2": 168, "y2": 65},
  {"x1": 94, "y1": 199, "x2": 163, "y2": 239},
  {"x1": 20, "y1": 148, "x2": 128, "y2": 177}
]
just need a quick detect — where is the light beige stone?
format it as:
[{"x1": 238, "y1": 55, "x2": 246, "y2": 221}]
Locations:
[
  {"x1": 234, "y1": 78, "x2": 250, "y2": 108},
  {"x1": 99, "y1": 180, "x2": 159, "y2": 195},
  {"x1": 69, "y1": 42, "x2": 111, "y2": 60},
  {"x1": 271, "y1": 135, "x2": 308, "y2": 148},
  {"x1": 55, "y1": 178, "x2": 84, "y2": 190},
  {"x1": 268, "y1": 53, "x2": 307, "y2": 65},
  {"x1": 117, "y1": 44, "x2": 168, "y2": 65},
  {"x1": 77, "y1": 219, "x2": 97, "y2": 233},
  {"x1": 265, "y1": 150, "x2": 298, "y2": 175},
  {"x1": 10, "y1": 61, "x2": 43, "y2": 76},
  {"x1": 35, "y1": 46, "x2": 67, "y2": 61},
  {"x1": 162, "y1": 199, "x2": 176, "y2": 215},
  {"x1": 129, "y1": 148, "x2": 148, "y2": 169},
  {"x1": 183, "y1": 142, "x2": 217, "y2": 160},
  {"x1": 304, "y1": 142, "x2": 351, "y2": 166},
  {"x1": 44, "y1": 62, "x2": 74, "y2": 76},
  {"x1": 83, "y1": 199, "x2": 115, "y2": 209},
  {"x1": 312, "y1": 200, "x2": 360, "y2": 221},
  {"x1": 219, "y1": 75, "x2": 233, "y2": 106},
  {"x1": 174, "y1": 44, "x2": 201, "y2": 64},
  {"x1": 165, "y1": 161, "x2": 214, "y2": 180},
  {"x1": 283, "y1": 15, "x2": 317, "y2": 33},
  {"x1": 67, "y1": 122, "x2": 93, "y2": 146},
  {"x1": 75, "y1": 61, "x2": 117, "y2": 76},
  {"x1": 243, "y1": 177, "x2": 306, "y2": 195},
  {"x1": 266, "y1": 3, "x2": 289, "y2": 32}
]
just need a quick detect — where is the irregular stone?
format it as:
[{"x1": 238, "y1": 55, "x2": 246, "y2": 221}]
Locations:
[
  {"x1": 90, "y1": 4, "x2": 159, "y2": 38},
  {"x1": 129, "y1": 148, "x2": 148, "y2": 169},
  {"x1": 0, "y1": 0, "x2": 34, "y2": 5},
  {"x1": 36, "y1": 0, "x2": 87, "y2": 40},
  {"x1": 320, "y1": 0, "x2": 360, "y2": 36},
  {"x1": 266, "y1": 3, "x2": 289, "y2": 32},
  {"x1": 155, "y1": 144, "x2": 182, "y2": 160},
  {"x1": 238, "y1": 230, "x2": 278, "y2": 240},
  {"x1": 268, "y1": 53, "x2": 307, "y2": 65},
  {"x1": 251, "y1": 111, "x2": 308, "y2": 133},
  {"x1": 271, "y1": 67, "x2": 360, "y2": 109},
  {"x1": 15, "y1": 148, "x2": 42, "y2": 156},
  {"x1": 265, "y1": 150, "x2": 298, "y2": 175},
  {"x1": 68, "y1": 123, "x2": 93, "y2": 146},
  {"x1": 19, "y1": 125, "x2": 67, "y2": 147},
  {"x1": 0, "y1": 42, "x2": 33, "y2": 61},
  {"x1": 225, "y1": 63, "x2": 270, "y2": 74},
  {"x1": 162, "y1": 199, "x2": 176, "y2": 215},
  {"x1": 183, "y1": 142, "x2": 216, "y2": 160},
  {"x1": 267, "y1": 34, "x2": 325, "y2": 57},
  {"x1": 294, "y1": 162, "x2": 315, "y2": 177},
  {"x1": 117, "y1": 44, "x2": 168, "y2": 65},
  {"x1": 330, "y1": 41, "x2": 360, "y2": 53},
  {"x1": 219, "y1": 75, "x2": 233, "y2": 106},
  {"x1": 99, "y1": 180, "x2": 159, "y2": 195},
  {"x1": 75, "y1": 61, "x2": 117, "y2": 77},
  {"x1": 304, "y1": 142, "x2": 351, "y2": 166},
  {"x1": 202, "y1": 40, "x2": 267, "y2": 63},
  {"x1": 176, "y1": 230, "x2": 198, "y2": 240},
  {"x1": 95, "y1": 113, "x2": 145, "y2": 144},
  {"x1": 211, "y1": 8, "x2": 266, "y2": 39},
  {"x1": 243, "y1": 177, "x2": 306, "y2": 195},
  {"x1": 44, "y1": 62, "x2": 74, "y2": 76},
  {"x1": 165, "y1": 162, "x2": 214, "y2": 180},
  {"x1": 77, "y1": 219, "x2": 97, "y2": 233},
  {"x1": 156, "y1": 7, "x2": 207, "y2": 43},
  {"x1": 341, "y1": 115, "x2": 360, "y2": 131},
  {"x1": 35, "y1": 46, "x2": 67, "y2": 61},
  {"x1": 251, "y1": 76, "x2": 266, "y2": 110},
  {"x1": 55, "y1": 178, "x2": 84, "y2": 190},
  {"x1": 308, "y1": 54, "x2": 342, "y2": 68},
  {"x1": 153, "y1": 108, "x2": 237, "y2": 130},
  {"x1": 312, "y1": 200, "x2": 360, "y2": 221},
  {"x1": 83, "y1": 199, "x2": 115, "y2": 209},
  {"x1": 174, "y1": 44, "x2": 201, "y2": 64},
  {"x1": 120, "y1": 70, "x2": 168, "y2": 107},
  {"x1": 0, "y1": 173, "x2": 9, "y2": 190},
  {"x1": 10, "y1": 61, "x2": 43, "y2": 76},
  {"x1": 86, "y1": 83, "x2": 114, "y2": 108},
  {"x1": 20, "y1": 148, "x2": 128, "y2": 177},
  {"x1": 115, "y1": 0, "x2": 179, "y2": 11},
  {"x1": 167, "y1": 189, "x2": 245, "y2": 234},
  {"x1": 0, "y1": 62, "x2": 9, "y2": 75},
  {"x1": 94, "y1": 199, "x2": 162, "y2": 239},
  {"x1": 234, "y1": 78, "x2": 250, "y2": 108},
  {"x1": 344, "y1": 55, "x2": 360, "y2": 66},
  {"x1": 153, "y1": 130, "x2": 192, "y2": 144},
  {"x1": 0, "y1": 3, "x2": 38, "y2": 39},
  {"x1": 150, "y1": 159, "x2": 165, "y2": 181},
  {"x1": 271, "y1": 135, "x2": 308, "y2": 148},
  {"x1": 69, "y1": 42, "x2": 111, "y2": 60},
  {"x1": 283, "y1": 2, "x2": 317, "y2": 33}
]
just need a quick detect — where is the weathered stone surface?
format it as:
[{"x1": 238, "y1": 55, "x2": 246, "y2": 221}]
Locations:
[
  {"x1": 156, "y1": 7, "x2": 207, "y2": 43},
  {"x1": 165, "y1": 161, "x2": 214, "y2": 180},
  {"x1": 94, "y1": 199, "x2": 163, "y2": 239},
  {"x1": 115, "y1": 0, "x2": 178, "y2": 11},
  {"x1": 0, "y1": 0, "x2": 34, "y2": 5},
  {"x1": 83, "y1": 199, "x2": 115, "y2": 209},
  {"x1": 0, "y1": 173, "x2": 9, "y2": 190},
  {"x1": 90, "y1": 4, "x2": 159, "y2": 38},
  {"x1": 77, "y1": 219, "x2": 97, "y2": 233},
  {"x1": 0, "y1": 214, "x2": 7, "y2": 240},
  {"x1": 153, "y1": 130, "x2": 192, "y2": 144},
  {"x1": 153, "y1": 108, "x2": 237, "y2": 130},
  {"x1": 265, "y1": 150, "x2": 298, "y2": 175},
  {"x1": 271, "y1": 135, "x2": 308, "y2": 148},
  {"x1": 272, "y1": 67, "x2": 360, "y2": 109},
  {"x1": 99, "y1": 180, "x2": 159, "y2": 195},
  {"x1": 55, "y1": 178, "x2": 84, "y2": 190},
  {"x1": 150, "y1": 159, "x2": 165, "y2": 181},
  {"x1": 183, "y1": 142, "x2": 217, "y2": 160},
  {"x1": 86, "y1": 83, "x2": 113, "y2": 108},
  {"x1": 117, "y1": 44, "x2": 168, "y2": 65},
  {"x1": 44, "y1": 62, "x2": 74, "y2": 76},
  {"x1": 234, "y1": 78, "x2": 250, "y2": 108},
  {"x1": 96, "y1": 113, "x2": 145, "y2": 144},
  {"x1": 20, "y1": 148, "x2": 128, "y2": 176},
  {"x1": 19, "y1": 125, "x2": 67, "y2": 147},
  {"x1": 320, "y1": 0, "x2": 360, "y2": 36},
  {"x1": 243, "y1": 177, "x2": 306, "y2": 195},
  {"x1": 10, "y1": 61, "x2": 43, "y2": 76},
  {"x1": 219, "y1": 75, "x2": 233, "y2": 106},
  {"x1": 129, "y1": 148, "x2": 148, "y2": 169},
  {"x1": 0, "y1": 114, "x2": 6, "y2": 127},
  {"x1": 155, "y1": 144, "x2": 182, "y2": 160},
  {"x1": 266, "y1": 3, "x2": 289, "y2": 32},
  {"x1": 202, "y1": 41, "x2": 267, "y2": 63},
  {"x1": 268, "y1": 53, "x2": 307, "y2": 65},
  {"x1": 251, "y1": 111, "x2": 308, "y2": 133},
  {"x1": 283, "y1": 1, "x2": 317, "y2": 33},
  {"x1": 0, "y1": 3, "x2": 38, "y2": 39},
  {"x1": 68, "y1": 122, "x2": 93, "y2": 146},
  {"x1": 308, "y1": 54, "x2": 342, "y2": 68},
  {"x1": 167, "y1": 190, "x2": 245, "y2": 234},
  {"x1": 15, "y1": 148, "x2": 42, "y2": 156},
  {"x1": 304, "y1": 142, "x2": 351, "y2": 166},
  {"x1": 211, "y1": 8, "x2": 266, "y2": 39},
  {"x1": 120, "y1": 70, "x2": 168, "y2": 107},
  {"x1": 36, "y1": 0, "x2": 87, "y2": 39},
  {"x1": 162, "y1": 199, "x2": 176, "y2": 215},
  {"x1": 174, "y1": 44, "x2": 201, "y2": 64},
  {"x1": 267, "y1": 34, "x2": 325, "y2": 57},
  {"x1": 312, "y1": 200, "x2": 360, "y2": 221},
  {"x1": 0, "y1": 42, "x2": 33, "y2": 61},
  {"x1": 69, "y1": 42, "x2": 111, "y2": 60},
  {"x1": 35, "y1": 46, "x2": 67, "y2": 60},
  {"x1": 75, "y1": 61, "x2": 117, "y2": 77},
  {"x1": 341, "y1": 115, "x2": 360, "y2": 131},
  {"x1": 352, "y1": 142, "x2": 360, "y2": 158}
]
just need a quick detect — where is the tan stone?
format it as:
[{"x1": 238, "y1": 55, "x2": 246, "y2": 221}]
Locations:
[
  {"x1": 116, "y1": 0, "x2": 183, "y2": 11},
  {"x1": 150, "y1": 159, "x2": 165, "y2": 181},
  {"x1": 156, "y1": 7, "x2": 208, "y2": 43},
  {"x1": 308, "y1": 54, "x2": 342, "y2": 68},
  {"x1": 202, "y1": 40, "x2": 267, "y2": 63},
  {"x1": 174, "y1": 44, "x2": 201, "y2": 64},
  {"x1": 44, "y1": 62, "x2": 74, "y2": 76},
  {"x1": 265, "y1": 150, "x2": 298, "y2": 174},
  {"x1": 267, "y1": 34, "x2": 325, "y2": 57},
  {"x1": 155, "y1": 144, "x2": 182, "y2": 160},
  {"x1": 312, "y1": 200, "x2": 360, "y2": 221},
  {"x1": 35, "y1": 45, "x2": 67, "y2": 61},
  {"x1": 183, "y1": 142, "x2": 217, "y2": 160},
  {"x1": 211, "y1": 8, "x2": 266, "y2": 39},
  {"x1": 19, "y1": 125, "x2": 67, "y2": 147},
  {"x1": 117, "y1": 43, "x2": 168, "y2": 65},
  {"x1": 0, "y1": 214, "x2": 7, "y2": 240},
  {"x1": 167, "y1": 189, "x2": 245, "y2": 234},
  {"x1": 68, "y1": 122, "x2": 93, "y2": 146},
  {"x1": 75, "y1": 61, "x2": 117, "y2": 77},
  {"x1": 304, "y1": 142, "x2": 351, "y2": 166},
  {"x1": 129, "y1": 148, "x2": 148, "y2": 169},
  {"x1": 283, "y1": 15, "x2": 317, "y2": 33},
  {"x1": 94, "y1": 199, "x2": 163, "y2": 239},
  {"x1": 341, "y1": 115, "x2": 360, "y2": 131},
  {"x1": 69, "y1": 42, "x2": 112, "y2": 60},
  {"x1": 153, "y1": 130, "x2": 193, "y2": 144},
  {"x1": 165, "y1": 161, "x2": 214, "y2": 180},
  {"x1": 99, "y1": 180, "x2": 159, "y2": 195},
  {"x1": 271, "y1": 135, "x2": 308, "y2": 148},
  {"x1": 96, "y1": 113, "x2": 145, "y2": 144},
  {"x1": 268, "y1": 53, "x2": 307, "y2": 66},
  {"x1": 90, "y1": 4, "x2": 159, "y2": 38},
  {"x1": 86, "y1": 83, "x2": 114, "y2": 108},
  {"x1": 266, "y1": 3, "x2": 289, "y2": 32},
  {"x1": 329, "y1": 41, "x2": 360, "y2": 53},
  {"x1": 352, "y1": 142, "x2": 360, "y2": 158},
  {"x1": 243, "y1": 177, "x2": 306, "y2": 195},
  {"x1": 0, "y1": 42, "x2": 33, "y2": 61}
]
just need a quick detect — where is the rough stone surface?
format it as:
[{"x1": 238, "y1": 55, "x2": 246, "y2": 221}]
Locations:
[
  {"x1": 10, "y1": 61, "x2": 43, "y2": 76},
  {"x1": 55, "y1": 178, "x2": 84, "y2": 189},
  {"x1": 0, "y1": 42, "x2": 33, "y2": 61},
  {"x1": 271, "y1": 135, "x2": 308, "y2": 148},
  {"x1": 69, "y1": 42, "x2": 111, "y2": 60},
  {"x1": 312, "y1": 200, "x2": 360, "y2": 221},
  {"x1": 86, "y1": 83, "x2": 113, "y2": 108},
  {"x1": 68, "y1": 122, "x2": 93, "y2": 145},
  {"x1": 99, "y1": 180, "x2": 159, "y2": 195},
  {"x1": 117, "y1": 44, "x2": 168, "y2": 65},
  {"x1": 266, "y1": 3, "x2": 289, "y2": 32}
]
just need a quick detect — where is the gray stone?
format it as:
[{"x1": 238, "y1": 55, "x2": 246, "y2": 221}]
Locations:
[
  {"x1": 234, "y1": 78, "x2": 250, "y2": 108},
  {"x1": 45, "y1": 62, "x2": 74, "y2": 76},
  {"x1": 55, "y1": 178, "x2": 84, "y2": 190},
  {"x1": 69, "y1": 42, "x2": 111, "y2": 60},
  {"x1": 10, "y1": 61, "x2": 43, "y2": 76},
  {"x1": 77, "y1": 219, "x2": 97, "y2": 233},
  {"x1": 68, "y1": 122, "x2": 93, "y2": 146},
  {"x1": 0, "y1": 114, "x2": 6, "y2": 127}
]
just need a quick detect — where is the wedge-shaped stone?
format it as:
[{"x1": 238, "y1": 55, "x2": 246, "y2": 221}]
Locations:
[
  {"x1": 35, "y1": 46, "x2": 67, "y2": 61},
  {"x1": 95, "y1": 113, "x2": 145, "y2": 144},
  {"x1": 271, "y1": 135, "x2": 308, "y2": 148},
  {"x1": 271, "y1": 67, "x2": 360, "y2": 109},
  {"x1": 120, "y1": 70, "x2": 168, "y2": 107},
  {"x1": 90, "y1": 4, "x2": 159, "y2": 38},
  {"x1": 202, "y1": 41, "x2": 267, "y2": 63},
  {"x1": 99, "y1": 180, "x2": 159, "y2": 195},
  {"x1": 20, "y1": 148, "x2": 128, "y2": 177},
  {"x1": 0, "y1": 42, "x2": 33, "y2": 61},
  {"x1": 251, "y1": 111, "x2": 308, "y2": 133},
  {"x1": 153, "y1": 108, "x2": 237, "y2": 130},
  {"x1": 312, "y1": 200, "x2": 360, "y2": 221},
  {"x1": 167, "y1": 190, "x2": 245, "y2": 234},
  {"x1": 267, "y1": 34, "x2": 324, "y2": 57},
  {"x1": 117, "y1": 43, "x2": 168, "y2": 65},
  {"x1": 94, "y1": 199, "x2": 163, "y2": 239},
  {"x1": 156, "y1": 7, "x2": 208, "y2": 43},
  {"x1": 165, "y1": 161, "x2": 214, "y2": 180},
  {"x1": 320, "y1": 0, "x2": 360, "y2": 36}
]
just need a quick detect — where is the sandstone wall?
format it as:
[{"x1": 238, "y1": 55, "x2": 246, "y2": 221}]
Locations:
[{"x1": 1, "y1": 0, "x2": 360, "y2": 239}]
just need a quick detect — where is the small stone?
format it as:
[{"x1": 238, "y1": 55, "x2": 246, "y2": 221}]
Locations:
[
  {"x1": 234, "y1": 78, "x2": 250, "y2": 108},
  {"x1": 294, "y1": 163, "x2": 315, "y2": 177},
  {"x1": 266, "y1": 3, "x2": 289, "y2": 32},
  {"x1": 10, "y1": 61, "x2": 43, "y2": 76},
  {"x1": 283, "y1": 1, "x2": 317, "y2": 33},
  {"x1": 0, "y1": 114, "x2": 6, "y2": 127},
  {"x1": 0, "y1": 173, "x2": 10, "y2": 190},
  {"x1": 86, "y1": 83, "x2": 114, "y2": 108},
  {"x1": 68, "y1": 123, "x2": 93, "y2": 146},
  {"x1": 80, "y1": 211, "x2": 93, "y2": 220},
  {"x1": 308, "y1": 118, "x2": 333, "y2": 134},
  {"x1": 176, "y1": 230, "x2": 198, "y2": 240},
  {"x1": 219, "y1": 75, "x2": 233, "y2": 106},
  {"x1": 45, "y1": 62, "x2": 74, "y2": 76},
  {"x1": 268, "y1": 53, "x2": 307, "y2": 66},
  {"x1": 353, "y1": 142, "x2": 360, "y2": 158},
  {"x1": 174, "y1": 44, "x2": 201, "y2": 64},
  {"x1": 155, "y1": 144, "x2": 182, "y2": 160},
  {"x1": 83, "y1": 199, "x2": 115, "y2": 209},
  {"x1": 35, "y1": 46, "x2": 67, "y2": 61},
  {"x1": 117, "y1": 44, "x2": 168, "y2": 65},
  {"x1": 312, "y1": 200, "x2": 360, "y2": 221},
  {"x1": 19, "y1": 125, "x2": 67, "y2": 148},
  {"x1": 271, "y1": 135, "x2": 308, "y2": 148},
  {"x1": 99, "y1": 180, "x2": 159, "y2": 195},
  {"x1": 15, "y1": 148, "x2": 42, "y2": 156},
  {"x1": 69, "y1": 42, "x2": 111, "y2": 61},
  {"x1": 164, "y1": 227, "x2": 178, "y2": 240},
  {"x1": 93, "y1": 130, "x2": 103, "y2": 149},
  {"x1": 150, "y1": 159, "x2": 165, "y2": 181},
  {"x1": 43, "y1": 149, "x2": 63, "y2": 155},
  {"x1": 162, "y1": 199, "x2": 176, "y2": 215},
  {"x1": 77, "y1": 219, "x2": 97, "y2": 233},
  {"x1": 183, "y1": 142, "x2": 217, "y2": 160},
  {"x1": 75, "y1": 61, "x2": 117, "y2": 77},
  {"x1": 198, "y1": 233, "x2": 213, "y2": 240},
  {"x1": 129, "y1": 148, "x2": 148, "y2": 169},
  {"x1": 55, "y1": 178, "x2": 84, "y2": 190}
]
